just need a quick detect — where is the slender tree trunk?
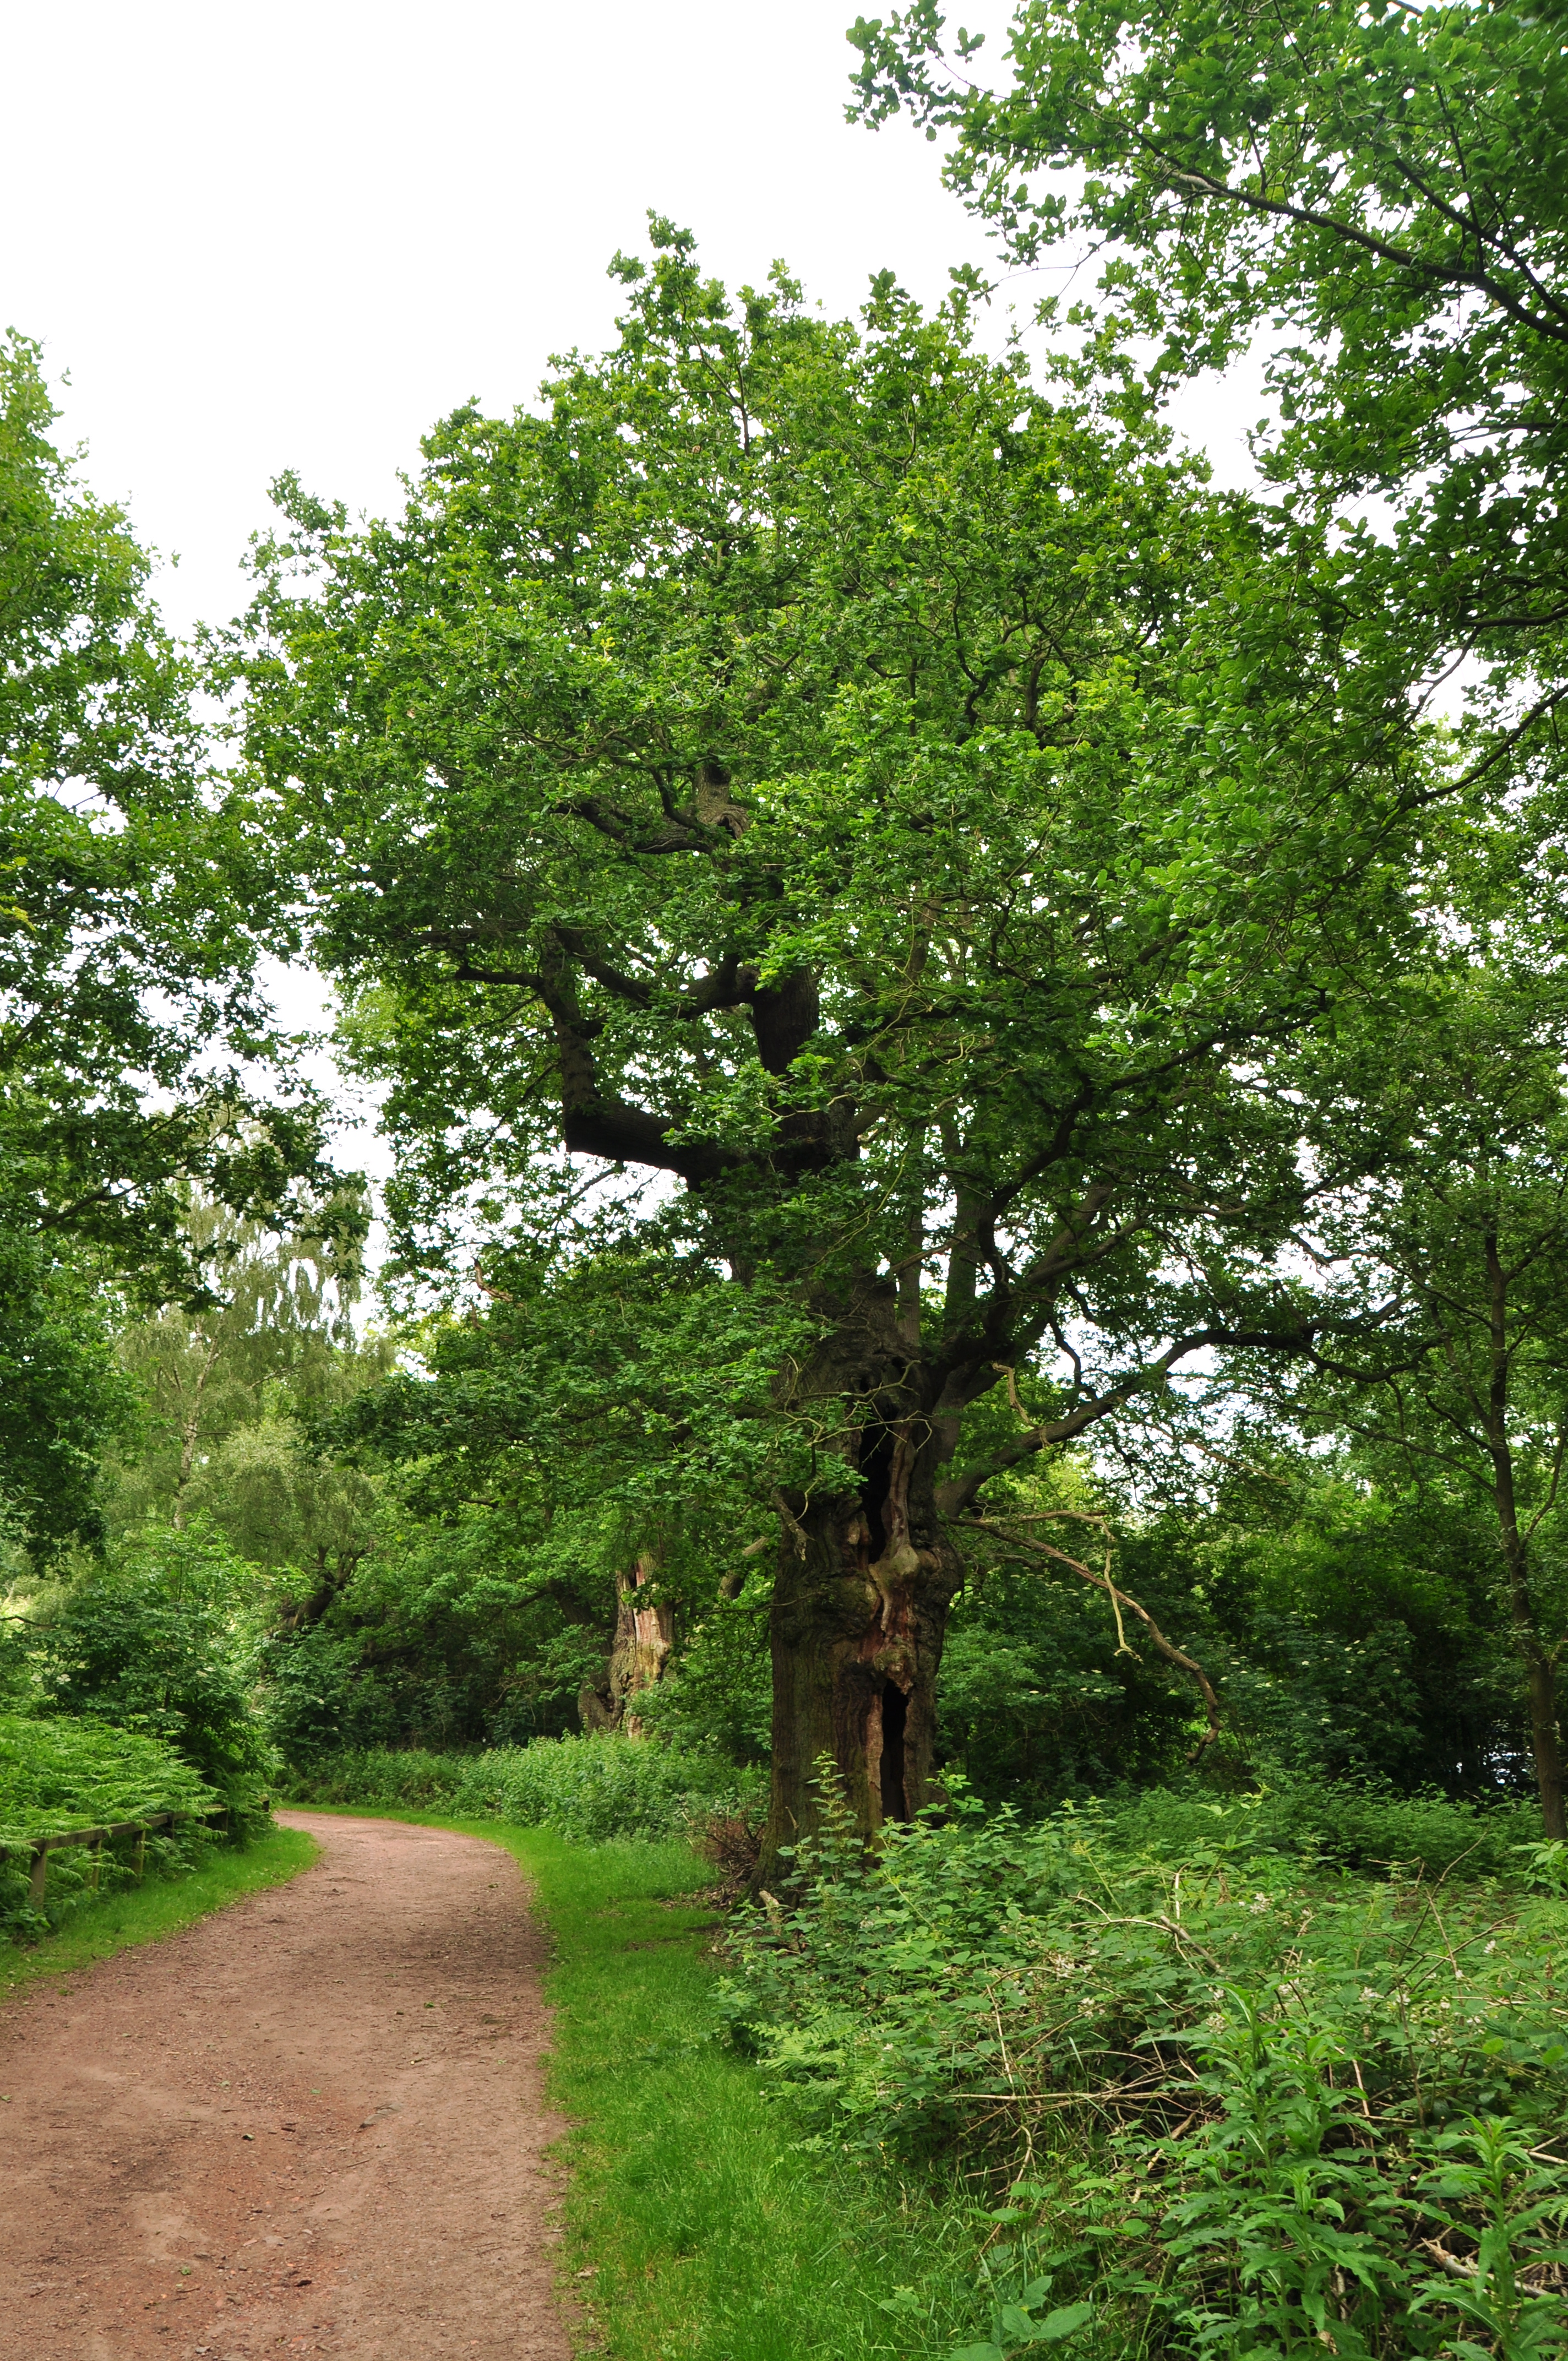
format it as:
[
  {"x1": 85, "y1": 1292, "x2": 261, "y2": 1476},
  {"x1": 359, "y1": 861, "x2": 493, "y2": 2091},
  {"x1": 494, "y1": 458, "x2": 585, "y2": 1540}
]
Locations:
[
  {"x1": 1496, "y1": 1515, "x2": 1566, "y2": 1837},
  {"x1": 1524, "y1": 1647, "x2": 1566, "y2": 1841},
  {"x1": 757, "y1": 1412, "x2": 964, "y2": 1888},
  {"x1": 1473, "y1": 1237, "x2": 1558, "y2": 1841},
  {"x1": 172, "y1": 1332, "x2": 221, "y2": 1532},
  {"x1": 1485, "y1": 1337, "x2": 1567, "y2": 1836}
]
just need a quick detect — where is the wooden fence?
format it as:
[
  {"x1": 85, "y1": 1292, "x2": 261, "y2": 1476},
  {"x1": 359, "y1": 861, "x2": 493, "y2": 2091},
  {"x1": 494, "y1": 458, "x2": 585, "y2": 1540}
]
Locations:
[{"x1": 1, "y1": 1800, "x2": 265, "y2": 1907}]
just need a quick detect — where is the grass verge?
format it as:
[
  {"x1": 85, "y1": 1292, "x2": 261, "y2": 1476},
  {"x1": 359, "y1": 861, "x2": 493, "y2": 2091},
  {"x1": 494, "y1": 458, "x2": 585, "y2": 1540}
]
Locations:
[
  {"x1": 1, "y1": 1823, "x2": 320, "y2": 2001},
  {"x1": 282, "y1": 1802, "x2": 988, "y2": 2360}
]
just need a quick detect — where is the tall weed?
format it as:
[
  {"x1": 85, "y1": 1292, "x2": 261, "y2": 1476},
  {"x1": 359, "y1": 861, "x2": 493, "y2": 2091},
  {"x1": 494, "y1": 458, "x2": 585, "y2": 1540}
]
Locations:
[
  {"x1": 722, "y1": 1774, "x2": 1568, "y2": 2359},
  {"x1": 287, "y1": 1732, "x2": 767, "y2": 1843},
  {"x1": 283, "y1": 1745, "x2": 469, "y2": 1809},
  {"x1": 448, "y1": 1731, "x2": 766, "y2": 1841}
]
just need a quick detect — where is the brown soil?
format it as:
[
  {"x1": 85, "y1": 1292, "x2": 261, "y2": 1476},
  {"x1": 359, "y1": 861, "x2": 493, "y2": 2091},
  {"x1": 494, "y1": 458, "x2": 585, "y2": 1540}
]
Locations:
[{"x1": 0, "y1": 1810, "x2": 576, "y2": 2361}]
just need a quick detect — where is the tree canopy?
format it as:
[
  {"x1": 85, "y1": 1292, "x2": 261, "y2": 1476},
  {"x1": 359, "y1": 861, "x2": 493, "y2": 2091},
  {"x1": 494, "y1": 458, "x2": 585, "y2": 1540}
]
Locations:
[
  {"x1": 0, "y1": 334, "x2": 331, "y2": 1551},
  {"x1": 227, "y1": 223, "x2": 1488, "y2": 1866},
  {"x1": 850, "y1": 0, "x2": 1568, "y2": 788},
  {"x1": 0, "y1": 335, "x2": 325, "y2": 1293}
]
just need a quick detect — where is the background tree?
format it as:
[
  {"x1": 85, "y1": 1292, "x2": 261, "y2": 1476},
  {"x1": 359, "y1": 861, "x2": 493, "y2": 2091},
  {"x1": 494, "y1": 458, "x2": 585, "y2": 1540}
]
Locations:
[
  {"x1": 25, "y1": 1519, "x2": 275, "y2": 1819},
  {"x1": 233, "y1": 228, "x2": 1457, "y2": 1876},
  {"x1": 308, "y1": 1237, "x2": 797, "y2": 1758},
  {"x1": 851, "y1": 0, "x2": 1568, "y2": 787},
  {"x1": 0, "y1": 332, "x2": 328, "y2": 1552},
  {"x1": 1222, "y1": 961, "x2": 1568, "y2": 1832},
  {"x1": 108, "y1": 1187, "x2": 387, "y2": 1615},
  {"x1": 0, "y1": 1234, "x2": 135, "y2": 1554}
]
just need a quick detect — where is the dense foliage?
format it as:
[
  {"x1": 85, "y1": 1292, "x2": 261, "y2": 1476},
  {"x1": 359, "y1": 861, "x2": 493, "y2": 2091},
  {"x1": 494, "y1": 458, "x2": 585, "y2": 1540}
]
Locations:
[
  {"x1": 724, "y1": 1776, "x2": 1567, "y2": 2360},
  {"x1": 28, "y1": 1522, "x2": 276, "y2": 1819},
  {"x1": 287, "y1": 1730, "x2": 767, "y2": 1843},
  {"x1": 7, "y1": 31, "x2": 1568, "y2": 2346},
  {"x1": 0, "y1": 1711, "x2": 215, "y2": 1843},
  {"x1": 0, "y1": 334, "x2": 330, "y2": 1559},
  {"x1": 851, "y1": 0, "x2": 1568, "y2": 763},
  {"x1": 0, "y1": 1710, "x2": 221, "y2": 1941}
]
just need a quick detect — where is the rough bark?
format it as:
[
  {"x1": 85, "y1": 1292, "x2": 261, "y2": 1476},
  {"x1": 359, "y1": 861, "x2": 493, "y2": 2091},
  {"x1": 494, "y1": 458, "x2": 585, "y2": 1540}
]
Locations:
[
  {"x1": 579, "y1": 1552, "x2": 674, "y2": 1736},
  {"x1": 757, "y1": 1409, "x2": 965, "y2": 1887}
]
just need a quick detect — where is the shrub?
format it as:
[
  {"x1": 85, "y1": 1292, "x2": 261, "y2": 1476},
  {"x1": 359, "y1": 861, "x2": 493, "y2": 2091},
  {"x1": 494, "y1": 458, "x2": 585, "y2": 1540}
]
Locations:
[
  {"x1": 284, "y1": 1747, "x2": 469, "y2": 1809},
  {"x1": 629, "y1": 1600, "x2": 773, "y2": 1764},
  {"x1": 721, "y1": 1772, "x2": 1568, "y2": 2360},
  {"x1": 1107, "y1": 1777, "x2": 1537, "y2": 1881},
  {"x1": 448, "y1": 1732, "x2": 765, "y2": 1841},
  {"x1": 0, "y1": 1710, "x2": 215, "y2": 1838},
  {"x1": 286, "y1": 1732, "x2": 768, "y2": 1844},
  {"x1": 32, "y1": 1520, "x2": 275, "y2": 1825}
]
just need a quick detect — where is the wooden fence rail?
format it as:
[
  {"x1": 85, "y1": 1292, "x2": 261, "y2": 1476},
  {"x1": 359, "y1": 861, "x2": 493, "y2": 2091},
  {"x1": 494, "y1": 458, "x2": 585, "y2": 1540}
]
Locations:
[{"x1": 1, "y1": 1799, "x2": 266, "y2": 1907}]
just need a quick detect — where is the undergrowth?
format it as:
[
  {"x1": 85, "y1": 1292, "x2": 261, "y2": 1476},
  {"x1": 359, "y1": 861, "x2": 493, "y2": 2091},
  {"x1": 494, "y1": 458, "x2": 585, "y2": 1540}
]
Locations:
[
  {"x1": 286, "y1": 1731, "x2": 767, "y2": 1841},
  {"x1": 721, "y1": 1773, "x2": 1568, "y2": 2361},
  {"x1": 0, "y1": 1711, "x2": 225, "y2": 1940},
  {"x1": 1108, "y1": 1781, "x2": 1539, "y2": 1883},
  {"x1": 0, "y1": 1709, "x2": 216, "y2": 1839}
]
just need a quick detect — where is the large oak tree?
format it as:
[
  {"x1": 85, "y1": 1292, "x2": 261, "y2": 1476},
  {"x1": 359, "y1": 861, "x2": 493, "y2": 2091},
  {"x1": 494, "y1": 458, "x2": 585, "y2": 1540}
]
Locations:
[{"x1": 234, "y1": 230, "x2": 1450, "y2": 1873}]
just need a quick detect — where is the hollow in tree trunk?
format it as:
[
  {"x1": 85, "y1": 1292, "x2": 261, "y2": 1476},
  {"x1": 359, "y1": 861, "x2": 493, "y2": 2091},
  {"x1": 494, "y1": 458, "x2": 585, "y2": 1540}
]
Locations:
[{"x1": 757, "y1": 1415, "x2": 964, "y2": 1889}]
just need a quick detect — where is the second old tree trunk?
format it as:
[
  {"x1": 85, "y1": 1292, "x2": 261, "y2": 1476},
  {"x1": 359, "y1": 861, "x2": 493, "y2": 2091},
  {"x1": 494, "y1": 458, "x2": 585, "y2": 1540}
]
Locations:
[
  {"x1": 758, "y1": 1409, "x2": 966, "y2": 1889},
  {"x1": 580, "y1": 1551, "x2": 674, "y2": 1734}
]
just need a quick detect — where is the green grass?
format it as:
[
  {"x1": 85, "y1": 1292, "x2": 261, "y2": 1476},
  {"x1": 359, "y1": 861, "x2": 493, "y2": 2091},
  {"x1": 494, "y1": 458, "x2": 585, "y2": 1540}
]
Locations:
[
  {"x1": 287, "y1": 1803, "x2": 989, "y2": 2360},
  {"x1": 1, "y1": 1823, "x2": 319, "y2": 2000}
]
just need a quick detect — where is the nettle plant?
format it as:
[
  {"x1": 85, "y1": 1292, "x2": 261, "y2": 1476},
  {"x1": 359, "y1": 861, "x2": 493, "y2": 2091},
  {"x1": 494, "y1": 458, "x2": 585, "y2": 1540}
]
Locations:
[{"x1": 721, "y1": 1768, "x2": 1568, "y2": 2360}]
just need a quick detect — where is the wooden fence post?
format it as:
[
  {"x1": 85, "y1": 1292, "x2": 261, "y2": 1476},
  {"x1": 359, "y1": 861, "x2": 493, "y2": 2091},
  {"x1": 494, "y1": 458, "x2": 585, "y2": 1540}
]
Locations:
[{"x1": 5, "y1": 1798, "x2": 240, "y2": 1921}]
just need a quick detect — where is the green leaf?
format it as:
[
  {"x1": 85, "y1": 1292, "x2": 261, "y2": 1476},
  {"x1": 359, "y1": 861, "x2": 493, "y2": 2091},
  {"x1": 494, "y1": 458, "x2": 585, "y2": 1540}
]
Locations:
[{"x1": 1039, "y1": 2303, "x2": 1096, "y2": 2341}]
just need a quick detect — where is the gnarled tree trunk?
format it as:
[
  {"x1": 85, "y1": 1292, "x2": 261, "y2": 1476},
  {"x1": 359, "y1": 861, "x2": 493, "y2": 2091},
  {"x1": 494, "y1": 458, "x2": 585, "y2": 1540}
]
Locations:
[
  {"x1": 758, "y1": 1410, "x2": 964, "y2": 1887},
  {"x1": 579, "y1": 1551, "x2": 674, "y2": 1736}
]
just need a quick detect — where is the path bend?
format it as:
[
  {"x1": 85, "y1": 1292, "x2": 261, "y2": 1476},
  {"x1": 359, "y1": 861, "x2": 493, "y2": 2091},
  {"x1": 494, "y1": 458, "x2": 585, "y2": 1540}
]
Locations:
[{"x1": 0, "y1": 1809, "x2": 574, "y2": 2360}]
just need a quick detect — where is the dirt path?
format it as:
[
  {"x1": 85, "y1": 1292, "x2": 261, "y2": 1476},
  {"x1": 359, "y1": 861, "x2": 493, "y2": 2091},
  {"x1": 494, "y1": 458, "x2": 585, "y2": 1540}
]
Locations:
[{"x1": 0, "y1": 1811, "x2": 575, "y2": 2361}]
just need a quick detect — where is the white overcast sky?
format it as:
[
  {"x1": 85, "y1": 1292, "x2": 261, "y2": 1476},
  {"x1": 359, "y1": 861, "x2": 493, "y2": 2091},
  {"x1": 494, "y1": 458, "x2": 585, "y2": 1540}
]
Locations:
[
  {"x1": 4, "y1": 0, "x2": 1032, "y2": 644},
  {"x1": 3, "y1": 0, "x2": 1255, "y2": 1203}
]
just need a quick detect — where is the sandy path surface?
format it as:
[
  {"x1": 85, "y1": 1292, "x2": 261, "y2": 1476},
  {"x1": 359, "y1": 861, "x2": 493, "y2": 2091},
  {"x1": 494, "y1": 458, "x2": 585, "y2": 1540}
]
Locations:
[{"x1": 0, "y1": 1811, "x2": 574, "y2": 2361}]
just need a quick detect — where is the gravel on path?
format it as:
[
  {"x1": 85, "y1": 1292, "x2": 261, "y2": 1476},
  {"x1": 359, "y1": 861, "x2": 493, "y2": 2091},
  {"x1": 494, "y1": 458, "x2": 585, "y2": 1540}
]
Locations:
[{"x1": 0, "y1": 1809, "x2": 575, "y2": 2361}]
